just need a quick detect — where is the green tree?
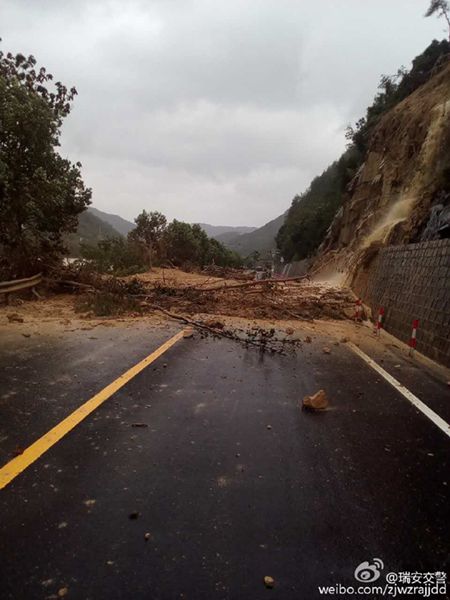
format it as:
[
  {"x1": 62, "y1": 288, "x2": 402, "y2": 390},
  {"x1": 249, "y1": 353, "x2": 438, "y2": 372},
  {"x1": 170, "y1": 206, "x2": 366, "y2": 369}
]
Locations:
[
  {"x1": 276, "y1": 152, "x2": 359, "y2": 262},
  {"x1": 245, "y1": 250, "x2": 261, "y2": 268},
  {"x1": 425, "y1": 1, "x2": 450, "y2": 40},
  {"x1": 80, "y1": 236, "x2": 145, "y2": 275},
  {"x1": 165, "y1": 220, "x2": 200, "y2": 266},
  {"x1": 204, "y1": 237, "x2": 242, "y2": 268},
  {"x1": 191, "y1": 223, "x2": 210, "y2": 264},
  {"x1": 0, "y1": 47, "x2": 91, "y2": 277},
  {"x1": 163, "y1": 220, "x2": 242, "y2": 268},
  {"x1": 128, "y1": 210, "x2": 167, "y2": 267}
]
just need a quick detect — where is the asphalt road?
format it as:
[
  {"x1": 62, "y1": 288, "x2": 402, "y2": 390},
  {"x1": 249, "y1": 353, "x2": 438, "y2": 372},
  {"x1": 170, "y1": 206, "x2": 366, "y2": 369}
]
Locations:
[{"x1": 0, "y1": 324, "x2": 449, "y2": 599}]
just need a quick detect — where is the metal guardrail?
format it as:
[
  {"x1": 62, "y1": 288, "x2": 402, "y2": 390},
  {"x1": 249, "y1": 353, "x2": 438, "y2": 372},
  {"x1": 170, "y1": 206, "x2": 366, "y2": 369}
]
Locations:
[{"x1": 0, "y1": 273, "x2": 43, "y2": 296}]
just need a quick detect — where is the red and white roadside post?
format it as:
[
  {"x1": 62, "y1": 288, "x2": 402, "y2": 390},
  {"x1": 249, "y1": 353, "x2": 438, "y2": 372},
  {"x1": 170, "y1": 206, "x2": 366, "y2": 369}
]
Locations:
[
  {"x1": 375, "y1": 307, "x2": 384, "y2": 336},
  {"x1": 409, "y1": 319, "x2": 419, "y2": 356}
]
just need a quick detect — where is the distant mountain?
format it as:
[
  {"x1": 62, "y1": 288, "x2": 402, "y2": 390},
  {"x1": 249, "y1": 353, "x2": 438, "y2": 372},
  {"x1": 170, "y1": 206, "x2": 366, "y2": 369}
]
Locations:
[
  {"x1": 195, "y1": 223, "x2": 256, "y2": 239},
  {"x1": 213, "y1": 230, "x2": 250, "y2": 245},
  {"x1": 65, "y1": 209, "x2": 280, "y2": 258},
  {"x1": 216, "y1": 212, "x2": 287, "y2": 257},
  {"x1": 75, "y1": 214, "x2": 256, "y2": 241},
  {"x1": 66, "y1": 210, "x2": 122, "y2": 257},
  {"x1": 88, "y1": 207, "x2": 135, "y2": 236}
]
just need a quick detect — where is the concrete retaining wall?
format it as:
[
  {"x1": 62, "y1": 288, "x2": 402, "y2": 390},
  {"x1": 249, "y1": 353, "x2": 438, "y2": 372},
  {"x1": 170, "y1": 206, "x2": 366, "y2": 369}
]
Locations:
[{"x1": 352, "y1": 239, "x2": 450, "y2": 367}]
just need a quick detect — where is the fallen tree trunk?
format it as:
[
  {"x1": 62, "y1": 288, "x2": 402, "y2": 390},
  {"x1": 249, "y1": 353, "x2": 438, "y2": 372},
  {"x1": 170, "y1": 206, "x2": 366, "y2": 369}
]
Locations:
[
  {"x1": 47, "y1": 278, "x2": 96, "y2": 291},
  {"x1": 189, "y1": 274, "x2": 310, "y2": 293},
  {"x1": 141, "y1": 302, "x2": 285, "y2": 353}
]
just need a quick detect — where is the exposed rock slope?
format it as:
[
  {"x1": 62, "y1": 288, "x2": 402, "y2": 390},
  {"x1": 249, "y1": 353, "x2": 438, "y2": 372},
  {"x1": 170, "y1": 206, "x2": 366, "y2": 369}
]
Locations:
[{"x1": 313, "y1": 61, "x2": 450, "y2": 282}]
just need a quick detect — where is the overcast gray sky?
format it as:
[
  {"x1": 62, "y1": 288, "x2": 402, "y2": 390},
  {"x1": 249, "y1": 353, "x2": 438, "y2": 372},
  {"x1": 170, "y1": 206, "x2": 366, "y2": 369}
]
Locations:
[{"x1": 2, "y1": 1, "x2": 445, "y2": 226}]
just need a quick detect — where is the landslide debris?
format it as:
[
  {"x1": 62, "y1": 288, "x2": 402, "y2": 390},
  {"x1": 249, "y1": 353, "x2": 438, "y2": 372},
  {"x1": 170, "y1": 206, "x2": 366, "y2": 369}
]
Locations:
[
  {"x1": 5, "y1": 266, "x2": 357, "y2": 353},
  {"x1": 302, "y1": 389, "x2": 329, "y2": 411},
  {"x1": 133, "y1": 275, "x2": 356, "y2": 322},
  {"x1": 49, "y1": 265, "x2": 356, "y2": 322}
]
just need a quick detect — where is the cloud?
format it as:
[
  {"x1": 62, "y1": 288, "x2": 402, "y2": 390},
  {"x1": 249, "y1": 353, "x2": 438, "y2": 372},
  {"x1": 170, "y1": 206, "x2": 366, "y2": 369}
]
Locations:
[
  {"x1": 73, "y1": 101, "x2": 344, "y2": 174},
  {"x1": 1, "y1": 0, "x2": 445, "y2": 225}
]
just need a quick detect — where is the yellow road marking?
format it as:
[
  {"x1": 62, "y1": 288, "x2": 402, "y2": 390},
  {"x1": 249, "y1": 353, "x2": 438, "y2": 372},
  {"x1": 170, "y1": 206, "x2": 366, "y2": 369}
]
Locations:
[{"x1": 0, "y1": 329, "x2": 187, "y2": 490}]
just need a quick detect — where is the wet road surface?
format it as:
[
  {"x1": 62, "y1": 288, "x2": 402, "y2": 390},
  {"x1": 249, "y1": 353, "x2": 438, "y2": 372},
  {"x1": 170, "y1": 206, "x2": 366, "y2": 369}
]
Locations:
[{"x1": 0, "y1": 324, "x2": 449, "y2": 599}]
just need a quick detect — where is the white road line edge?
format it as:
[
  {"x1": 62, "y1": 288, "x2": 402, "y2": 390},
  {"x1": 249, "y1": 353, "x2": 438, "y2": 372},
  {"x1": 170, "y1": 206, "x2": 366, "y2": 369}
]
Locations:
[{"x1": 347, "y1": 342, "x2": 450, "y2": 439}]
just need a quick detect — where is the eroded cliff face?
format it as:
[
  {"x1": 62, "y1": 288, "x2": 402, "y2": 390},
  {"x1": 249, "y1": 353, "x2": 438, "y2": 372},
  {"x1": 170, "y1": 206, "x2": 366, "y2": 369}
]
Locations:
[{"x1": 313, "y1": 61, "x2": 450, "y2": 284}]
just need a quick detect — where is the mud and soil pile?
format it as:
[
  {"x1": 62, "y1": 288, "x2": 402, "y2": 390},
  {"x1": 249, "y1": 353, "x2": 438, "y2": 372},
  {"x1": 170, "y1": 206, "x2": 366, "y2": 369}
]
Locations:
[
  {"x1": 129, "y1": 269, "x2": 356, "y2": 321},
  {"x1": 0, "y1": 268, "x2": 357, "y2": 333}
]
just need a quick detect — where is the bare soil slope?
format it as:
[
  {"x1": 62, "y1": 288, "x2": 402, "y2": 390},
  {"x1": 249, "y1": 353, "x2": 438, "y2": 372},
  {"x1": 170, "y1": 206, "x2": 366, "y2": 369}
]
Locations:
[{"x1": 313, "y1": 61, "x2": 450, "y2": 282}]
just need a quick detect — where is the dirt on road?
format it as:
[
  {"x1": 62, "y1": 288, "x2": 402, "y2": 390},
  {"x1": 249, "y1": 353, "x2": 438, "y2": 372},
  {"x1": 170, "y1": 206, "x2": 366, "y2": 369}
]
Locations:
[
  {"x1": 1, "y1": 269, "x2": 448, "y2": 383},
  {"x1": 0, "y1": 268, "x2": 358, "y2": 348},
  {"x1": 127, "y1": 268, "x2": 357, "y2": 322}
]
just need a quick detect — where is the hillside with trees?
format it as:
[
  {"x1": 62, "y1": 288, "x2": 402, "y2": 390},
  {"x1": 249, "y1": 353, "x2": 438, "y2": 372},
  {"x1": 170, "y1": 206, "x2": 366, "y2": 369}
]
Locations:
[
  {"x1": 66, "y1": 211, "x2": 121, "y2": 257},
  {"x1": 88, "y1": 207, "x2": 135, "y2": 237},
  {"x1": 80, "y1": 210, "x2": 242, "y2": 275},
  {"x1": 194, "y1": 223, "x2": 256, "y2": 239},
  {"x1": 276, "y1": 37, "x2": 450, "y2": 262},
  {"x1": 217, "y1": 212, "x2": 286, "y2": 258}
]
